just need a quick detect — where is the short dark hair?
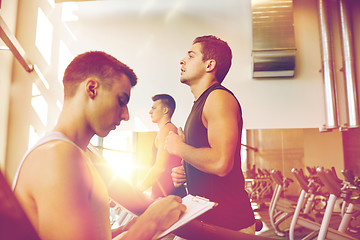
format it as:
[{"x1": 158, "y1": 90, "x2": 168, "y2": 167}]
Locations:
[
  {"x1": 63, "y1": 51, "x2": 137, "y2": 98},
  {"x1": 193, "y1": 35, "x2": 232, "y2": 83},
  {"x1": 152, "y1": 94, "x2": 176, "y2": 117}
]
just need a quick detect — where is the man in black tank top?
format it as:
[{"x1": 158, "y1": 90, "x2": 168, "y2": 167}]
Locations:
[{"x1": 165, "y1": 35, "x2": 255, "y2": 233}]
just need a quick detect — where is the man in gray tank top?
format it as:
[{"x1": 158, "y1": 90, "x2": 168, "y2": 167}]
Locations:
[{"x1": 13, "y1": 51, "x2": 186, "y2": 240}]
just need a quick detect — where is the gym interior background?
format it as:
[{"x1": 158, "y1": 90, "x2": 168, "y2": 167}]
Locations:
[{"x1": 1, "y1": 0, "x2": 360, "y2": 200}]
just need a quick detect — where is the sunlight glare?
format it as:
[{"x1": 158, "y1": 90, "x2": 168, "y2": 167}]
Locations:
[
  {"x1": 139, "y1": 0, "x2": 157, "y2": 17},
  {"x1": 165, "y1": 1, "x2": 184, "y2": 23},
  {"x1": 31, "y1": 83, "x2": 49, "y2": 127},
  {"x1": 28, "y1": 125, "x2": 40, "y2": 150},
  {"x1": 34, "y1": 64, "x2": 49, "y2": 90},
  {"x1": 101, "y1": 131, "x2": 137, "y2": 184},
  {"x1": 61, "y1": 2, "x2": 79, "y2": 22},
  {"x1": 134, "y1": 117, "x2": 151, "y2": 132},
  {"x1": 58, "y1": 40, "x2": 73, "y2": 83},
  {"x1": 47, "y1": 0, "x2": 55, "y2": 8},
  {"x1": 56, "y1": 99, "x2": 63, "y2": 111},
  {"x1": 104, "y1": 130, "x2": 134, "y2": 151},
  {"x1": 36, "y1": 8, "x2": 53, "y2": 65},
  {"x1": 104, "y1": 151, "x2": 136, "y2": 184}
]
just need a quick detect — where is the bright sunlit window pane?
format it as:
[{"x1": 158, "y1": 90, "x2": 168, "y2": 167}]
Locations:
[
  {"x1": 33, "y1": 65, "x2": 49, "y2": 90},
  {"x1": 31, "y1": 83, "x2": 48, "y2": 127},
  {"x1": 60, "y1": 3, "x2": 79, "y2": 41},
  {"x1": 103, "y1": 150, "x2": 136, "y2": 184},
  {"x1": 58, "y1": 40, "x2": 73, "y2": 83},
  {"x1": 92, "y1": 130, "x2": 137, "y2": 184},
  {"x1": 36, "y1": 8, "x2": 53, "y2": 65},
  {"x1": 61, "y1": 2, "x2": 79, "y2": 22},
  {"x1": 103, "y1": 130, "x2": 134, "y2": 152},
  {"x1": 47, "y1": 0, "x2": 55, "y2": 8}
]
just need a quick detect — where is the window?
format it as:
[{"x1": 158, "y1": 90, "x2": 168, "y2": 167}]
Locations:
[{"x1": 90, "y1": 130, "x2": 136, "y2": 185}]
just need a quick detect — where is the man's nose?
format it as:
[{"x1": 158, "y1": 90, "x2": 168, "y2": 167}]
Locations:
[{"x1": 122, "y1": 106, "x2": 130, "y2": 121}]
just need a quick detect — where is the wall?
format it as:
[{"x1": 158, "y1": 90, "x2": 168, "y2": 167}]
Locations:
[
  {"x1": 248, "y1": 128, "x2": 345, "y2": 196},
  {"x1": 248, "y1": 129, "x2": 304, "y2": 196},
  {"x1": 5, "y1": 0, "x2": 65, "y2": 181},
  {"x1": 303, "y1": 128, "x2": 344, "y2": 173},
  {"x1": 0, "y1": 0, "x2": 18, "y2": 174},
  {"x1": 3, "y1": 0, "x2": 360, "y2": 182},
  {"x1": 52, "y1": 0, "x2": 331, "y2": 130}
]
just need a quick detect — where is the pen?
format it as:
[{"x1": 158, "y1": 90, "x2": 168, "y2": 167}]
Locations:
[{"x1": 156, "y1": 180, "x2": 167, "y2": 197}]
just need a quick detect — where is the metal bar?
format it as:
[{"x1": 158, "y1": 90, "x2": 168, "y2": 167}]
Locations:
[
  {"x1": 289, "y1": 189, "x2": 306, "y2": 240},
  {"x1": 0, "y1": 15, "x2": 34, "y2": 72},
  {"x1": 318, "y1": 0, "x2": 339, "y2": 130},
  {"x1": 338, "y1": 203, "x2": 354, "y2": 232},
  {"x1": 91, "y1": 145, "x2": 135, "y2": 154},
  {"x1": 339, "y1": 0, "x2": 359, "y2": 128},
  {"x1": 317, "y1": 194, "x2": 337, "y2": 240},
  {"x1": 241, "y1": 143, "x2": 258, "y2": 152}
]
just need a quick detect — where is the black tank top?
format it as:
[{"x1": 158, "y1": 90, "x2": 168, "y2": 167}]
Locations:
[{"x1": 183, "y1": 83, "x2": 255, "y2": 230}]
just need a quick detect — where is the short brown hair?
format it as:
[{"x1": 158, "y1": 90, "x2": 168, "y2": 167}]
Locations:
[
  {"x1": 193, "y1": 35, "x2": 232, "y2": 83},
  {"x1": 63, "y1": 51, "x2": 137, "y2": 98},
  {"x1": 152, "y1": 94, "x2": 176, "y2": 117}
]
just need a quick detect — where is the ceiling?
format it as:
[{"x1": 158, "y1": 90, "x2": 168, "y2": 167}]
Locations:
[{"x1": 53, "y1": 0, "x2": 241, "y2": 18}]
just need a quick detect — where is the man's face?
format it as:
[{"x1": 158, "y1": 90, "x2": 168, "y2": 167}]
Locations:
[
  {"x1": 180, "y1": 43, "x2": 208, "y2": 85},
  {"x1": 149, "y1": 100, "x2": 164, "y2": 124},
  {"x1": 90, "y1": 73, "x2": 132, "y2": 137}
]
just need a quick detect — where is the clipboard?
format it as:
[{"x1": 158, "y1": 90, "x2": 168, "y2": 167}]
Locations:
[{"x1": 155, "y1": 194, "x2": 217, "y2": 239}]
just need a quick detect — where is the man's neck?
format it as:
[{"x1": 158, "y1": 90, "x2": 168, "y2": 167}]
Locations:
[
  {"x1": 190, "y1": 78, "x2": 218, "y2": 100},
  {"x1": 157, "y1": 117, "x2": 172, "y2": 129},
  {"x1": 54, "y1": 101, "x2": 93, "y2": 150}
]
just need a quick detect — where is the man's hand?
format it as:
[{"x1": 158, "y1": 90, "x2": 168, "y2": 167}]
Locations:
[
  {"x1": 121, "y1": 195, "x2": 186, "y2": 239},
  {"x1": 172, "y1": 163, "x2": 186, "y2": 188},
  {"x1": 165, "y1": 127, "x2": 185, "y2": 156},
  {"x1": 141, "y1": 195, "x2": 186, "y2": 231}
]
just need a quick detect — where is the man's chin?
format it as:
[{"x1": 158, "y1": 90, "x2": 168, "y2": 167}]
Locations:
[
  {"x1": 97, "y1": 129, "x2": 112, "y2": 138},
  {"x1": 96, "y1": 133, "x2": 108, "y2": 138}
]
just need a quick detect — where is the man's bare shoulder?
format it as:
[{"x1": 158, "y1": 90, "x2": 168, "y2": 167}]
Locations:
[
  {"x1": 26, "y1": 140, "x2": 85, "y2": 168},
  {"x1": 17, "y1": 140, "x2": 91, "y2": 195},
  {"x1": 158, "y1": 123, "x2": 177, "y2": 141},
  {"x1": 14, "y1": 140, "x2": 93, "y2": 232}
]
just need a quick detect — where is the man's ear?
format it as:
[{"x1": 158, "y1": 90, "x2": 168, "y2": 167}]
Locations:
[
  {"x1": 206, "y1": 59, "x2": 216, "y2": 72},
  {"x1": 86, "y1": 78, "x2": 99, "y2": 99},
  {"x1": 163, "y1": 106, "x2": 169, "y2": 115}
]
